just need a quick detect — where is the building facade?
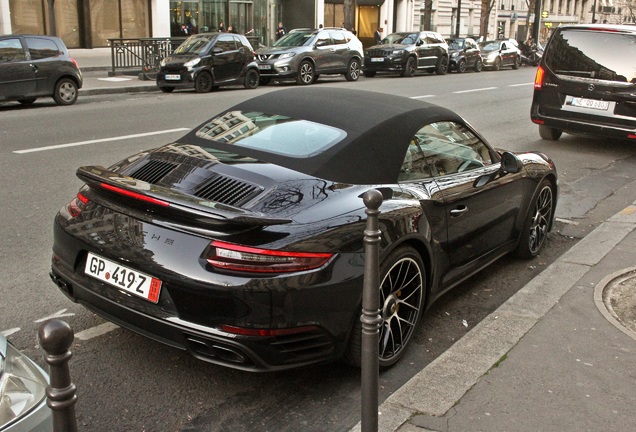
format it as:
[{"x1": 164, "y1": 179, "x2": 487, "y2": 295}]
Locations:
[{"x1": 1, "y1": 0, "x2": 630, "y2": 49}]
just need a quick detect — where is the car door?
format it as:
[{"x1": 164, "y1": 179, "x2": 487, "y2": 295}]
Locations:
[
  {"x1": 0, "y1": 37, "x2": 36, "y2": 99},
  {"x1": 500, "y1": 42, "x2": 512, "y2": 66},
  {"x1": 211, "y1": 35, "x2": 239, "y2": 81},
  {"x1": 328, "y1": 30, "x2": 349, "y2": 71},
  {"x1": 25, "y1": 36, "x2": 62, "y2": 95},
  {"x1": 314, "y1": 31, "x2": 335, "y2": 72},
  {"x1": 465, "y1": 39, "x2": 479, "y2": 68},
  {"x1": 415, "y1": 121, "x2": 525, "y2": 283}
]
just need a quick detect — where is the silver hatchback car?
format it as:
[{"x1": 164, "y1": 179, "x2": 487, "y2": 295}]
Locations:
[{"x1": 256, "y1": 28, "x2": 363, "y2": 85}]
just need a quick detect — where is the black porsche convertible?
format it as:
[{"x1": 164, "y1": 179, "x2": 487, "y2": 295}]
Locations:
[{"x1": 50, "y1": 88, "x2": 557, "y2": 371}]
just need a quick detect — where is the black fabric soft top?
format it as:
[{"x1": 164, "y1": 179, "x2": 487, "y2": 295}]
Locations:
[{"x1": 181, "y1": 88, "x2": 465, "y2": 184}]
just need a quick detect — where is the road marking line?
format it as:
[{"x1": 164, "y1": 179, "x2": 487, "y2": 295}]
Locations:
[
  {"x1": 509, "y1": 82, "x2": 535, "y2": 87},
  {"x1": 75, "y1": 322, "x2": 119, "y2": 340},
  {"x1": 453, "y1": 87, "x2": 498, "y2": 94},
  {"x1": 410, "y1": 95, "x2": 436, "y2": 99},
  {"x1": 35, "y1": 308, "x2": 76, "y2": 323},
  {"x1": 13, "y1": 128, "x2": 190, "y2": 154},
  {"x1": 1, "y1": 328, "x2": 20, "y2": 337}
]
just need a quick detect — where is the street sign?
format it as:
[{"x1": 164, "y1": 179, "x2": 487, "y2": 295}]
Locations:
[{"x1": 541, "y1": 10, "x2": 549, "y2": 18}]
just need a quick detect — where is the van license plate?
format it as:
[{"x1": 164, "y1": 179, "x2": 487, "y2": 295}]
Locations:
[{"x1": 570, "y1": 97, "x2": 609, "y2": 111}]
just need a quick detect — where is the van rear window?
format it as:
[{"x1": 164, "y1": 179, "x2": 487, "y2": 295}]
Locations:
[{"x1": 545, "y1": 29, "x2": 636, "y2": 84}]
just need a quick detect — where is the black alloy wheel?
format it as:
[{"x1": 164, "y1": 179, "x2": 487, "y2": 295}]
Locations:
[
  {"x1": 53, "y1": 78, "x2": 78, "y2": 105},
  {"x1": 345, "y1": 246, "x2": 425, "y2": 368},
  {"x1": 515, "y1": 180, "x2": 554, "y2": 259},
  {"x1": 457, "y1": 59, "x2": 467, "y2": 73},
  {"x1": 345, "y1": 58, "x2": 361, "y2": 81},
  {"x1": 435, "y1": 56, "x2": 448, "y2": 75},
  {"x1": 401, "y1": 56, "x2": 416, "y2": 77},
  {"x1": 492, "y1": 57, "x2": 501, "y2": 71},
  {"x1": 195, "y1": 71, "x2": 213, "y2": 93},
  {"x1": 244, "y1": 69, "x2": 259, "y2": 89},
  {"x1": 297, "y1": 60, "x2": 315, "y2": 85}
]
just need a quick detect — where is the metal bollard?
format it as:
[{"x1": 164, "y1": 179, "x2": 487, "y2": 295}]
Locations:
[
  {"x1": 38, "y1": 319, "x2": 78, "y2": 432},
  {"x1": 361, "y1": 189, "x2": 383, "y2": 432}
]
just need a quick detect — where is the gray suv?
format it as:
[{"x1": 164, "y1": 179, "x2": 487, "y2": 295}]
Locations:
[
  {"x1": 256, "y1": 28, "x2": 363, "y2": 85},
  {"x1": 531, "y1": 24, "x2": 636, "y2": 141}
]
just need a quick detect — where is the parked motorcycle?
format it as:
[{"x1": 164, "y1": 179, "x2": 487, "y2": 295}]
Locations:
[{"x1": 520, "y1": 43, "x2": 543, "y2": 67}]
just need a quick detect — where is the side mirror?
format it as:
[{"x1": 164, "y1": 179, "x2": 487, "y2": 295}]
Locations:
[
  {"x1": 212, "y1": 47, "x2": 223, "y2": 54},
  {"x1": 416, "y1": 40, "x2": 423, "y2": 46},
  {"x1": 500, "y1": 151, "x2": 522, "y2": 174},
  {"x1": 315, "y1": 40, "x2": 329, "y2": 48}
]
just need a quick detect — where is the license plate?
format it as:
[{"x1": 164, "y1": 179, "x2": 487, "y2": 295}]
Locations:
[
  {"x1": 370, "y1": 57, "x2": 384, "y2": 62},
  {"x1": 164, "y1": 74, "x2": 181, "y2": 80},
  {"x1": 85, "y1": 252, "x2": 162, "y2": 303},
  {"x1": 258, "y1": 64, "x2": 272, "y2": 70},
  {"x1": 570, "y1": 97, "x2": 609, "y2": 111}
]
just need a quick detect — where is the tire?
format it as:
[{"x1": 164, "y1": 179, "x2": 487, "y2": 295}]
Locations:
[
  {"x1": 363, "y1": 70, "x2": 376, "y2": 78},
  {"x1": 244, "y1": 69, "x2": 259, "y2": 89},
  {"x1": 344, "y1": 246, "x2": 426, "y2": 368},
  {"x1": 457, "y1": 59, "x2": 467, "y2": 73},
  {"x1": 18, "y1": 97, "x2": 37, "y2": 105},
  {"x1": 159, "y1": 86, "x2": 174, "y2": 93},
  {"x1": 345, "y1": 58, "x2": 361, "y2": 81},
  {"x1": 538, "y1": 125, "x2": 562, "y2": 141},
  {"x1": 194, "y1": 71, "x2": 213, "y2": 93},
  {"x1": 512, "y1": 55, "x2": 521, "y2": 70},
  {"x1": 401, "y1": 57, "x2": 416, "y2": 77},
  {"x1": 492, "y1": 57, "x2": 501, "y2": 71},
  {"x1": 474, "y1": 58, "x2": 483, "y2": 72},
  {"x1": 53, "y1": 78, "x2": 78, "y2": 106},
  {"x1": 296, "y1": 60, "x2": 315, "y2": 85},
  {"x1": 435, "y1": 56, "x2": 448, "y2": 75},
  {"x1": 259, "y1": 77, "x2": 271, "y2": 86},
  {"x1": 515, "y1": 180, "x2": 554, "y2": 259}
]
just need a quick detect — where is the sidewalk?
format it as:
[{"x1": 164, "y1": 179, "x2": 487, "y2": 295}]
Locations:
[
  {"x1": 69, "y1": 48, "x2": 159, "y2": 96},
  {"x1": 351, "y1": 202, "x2": 636, "y2": 432}
]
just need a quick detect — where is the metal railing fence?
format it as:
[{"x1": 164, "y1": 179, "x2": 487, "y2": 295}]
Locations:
[{"x1": 108, "y1": 37, "x2": 187, "y2": 79}]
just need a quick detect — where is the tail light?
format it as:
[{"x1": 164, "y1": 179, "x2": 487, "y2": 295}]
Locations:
[
  {"x1": 70, "y1": 58, "x2": 79, "y2": 69},
  {"x1": 207, "y1": 240, "x2": 333, "y2": 274},
  {"x1": 534, "y1": 65, "x2": 545, "y2": 90},
  {"x1": 67, "y1": 193, "x2": 88, "y2": 218}
]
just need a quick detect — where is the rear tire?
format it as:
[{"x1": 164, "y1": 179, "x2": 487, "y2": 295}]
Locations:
[
  {"x1": 345, "y1": 58, "x2": 361, "y2": 81},
  {"x1": 344, "y1": 246, "x2": 426, "y2": 368},
  {"x1": 435, "y1": 56, "x2": 448, "y2": 75},
  {"x1": 53, "y1": 78, "x2": 78, "y2": 105},
  {"x1": 538, "y1": 125, "x2": 562, "y2": 141},
  {"x1": 296, "y1": 60, "x2": 315, "y2": 85},
  {"x1": 194, "y1": 72, "x2": 213, "y2": 93},
  {"x1": 244, "y1": 69, "x2": 259, "y2": 89}
]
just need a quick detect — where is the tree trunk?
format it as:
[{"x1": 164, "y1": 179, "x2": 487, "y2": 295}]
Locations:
[{"x1": 344, "y1": 0, "x2": 355, "y2": 31}]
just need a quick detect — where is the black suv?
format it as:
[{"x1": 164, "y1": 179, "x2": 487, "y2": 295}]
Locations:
[
  {"x1": 363, "y1": 31, "x2": 449, "y2": 77},
  {"x1": 0, "y1": 34, "x2": 82, "y2": 106},
  {"x1": 531, "y1": 24, "x2": 636, "y2": 141},
  {"x1": 157, "y1": 32, "x2": 259, "y2": 93}
]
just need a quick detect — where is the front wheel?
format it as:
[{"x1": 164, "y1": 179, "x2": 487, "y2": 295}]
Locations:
[
  {"x1": 345, "y1": 58, "x2": 361, "y2": 81},
  {"x1": 296, "y1": 61, "x2": 315, "y2": 85},
  {"x1": 474, "y1": 58, "x2": 483, "y2": 72},
  {"x1": 244, "y1": 69, "x2": 259, "y2": 89},
  {"x1": 401, "y1": 57, "x2": 416, "y2": 77},
  {"x1": 492, "y1": 57, "x2": 501, "y2": 71},
  {"x1": 53, "y1": 78, "x2": 78, "y2": 105},
  {"x1": 515, "y1": 180, "x2": 554, "y2": 259},
  {"x1": 344, "y1": 246, "x2": 426, "y2": 368},
  {"x1": 538, "y1": 125, "x2": 562, "y2": 141},
  {"x1": 194, "y1": 71, "x2": 213, "y2": 93},
  {"x1": 457, "y1": 59, "x2": 466, "y2": 73}
]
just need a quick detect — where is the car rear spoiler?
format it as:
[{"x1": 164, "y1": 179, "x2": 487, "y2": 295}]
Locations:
[{"x1": 76, "y1": 166, "x2": 292, "y2": 227}]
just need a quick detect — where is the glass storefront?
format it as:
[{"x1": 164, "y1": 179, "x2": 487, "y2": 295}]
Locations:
[{"x1": 91, "y1": 0, "x2": 149, "y2": 46}]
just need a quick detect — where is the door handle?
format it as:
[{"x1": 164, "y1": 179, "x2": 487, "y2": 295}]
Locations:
[{"x1": 450, "y1": 206, "x2": 468, "y2": 217}]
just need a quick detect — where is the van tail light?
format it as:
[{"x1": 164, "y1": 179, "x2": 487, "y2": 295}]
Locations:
[
  {"x1": 67, "y1": 193, "x2": 88, "y2": 218},
  {"x1": 207, "y1": 241, "x2": 334, "y2": 274},
  {"x1": 534, "y1": 65, "x2": 545, "y2": 90}
]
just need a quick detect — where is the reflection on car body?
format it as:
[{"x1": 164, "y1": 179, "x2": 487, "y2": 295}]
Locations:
[
  {"x1": 50, "y1": 88, "x2": 558, "y2": 372},
  {"x1": 478, "y1": 40, "x2": 521, "y2": 71}
]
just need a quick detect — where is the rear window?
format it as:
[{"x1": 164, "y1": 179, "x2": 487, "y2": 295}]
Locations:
[
  {"x1": 195, "y1": 111, "x2": 346, "y2": 157},
  {"x1": 545, "y1": 28, "x2": 636, "y2": 84}
]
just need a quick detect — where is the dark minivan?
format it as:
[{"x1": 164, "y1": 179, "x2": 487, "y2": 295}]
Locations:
[
  {"x1": 531, "y1": 24, "x2": 636, "y2": 141},
  {"x1": 0, "y1": 34, "x2": 82, "y2": 106},
  {"x1": 156, "y1": 32, "x2": 260, "y2": 93}
]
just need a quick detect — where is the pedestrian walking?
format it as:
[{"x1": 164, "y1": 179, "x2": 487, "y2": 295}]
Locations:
[{"x1": 275, "y1": 21, "x2": 287, "y2": 40}]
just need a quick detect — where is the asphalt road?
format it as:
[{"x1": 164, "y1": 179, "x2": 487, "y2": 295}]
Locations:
[{"x1": 2, "y1": 67, "x2": 636, "y2": 431}]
